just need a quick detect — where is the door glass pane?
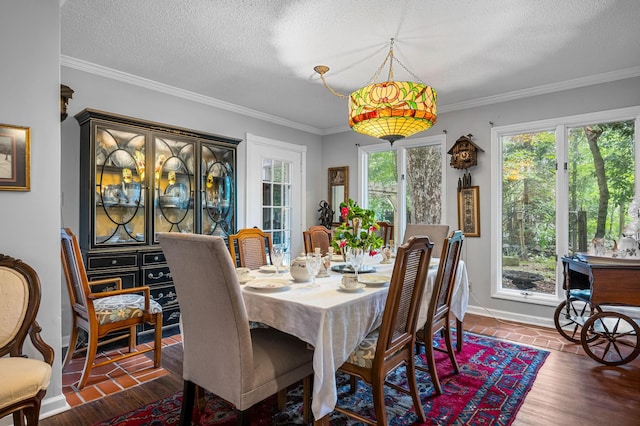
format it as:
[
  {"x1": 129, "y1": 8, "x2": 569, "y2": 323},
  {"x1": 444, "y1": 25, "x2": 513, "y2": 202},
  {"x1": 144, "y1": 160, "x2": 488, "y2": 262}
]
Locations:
[
  {"x1": 367, "y1": 150, "x2": 398, "y2": 239},
  {"x1": 262, "y1": 158, "x2": 293, "y2": 262},
  {"x1": 567, "y1": 120, "x2": 635, "y2": 254},
  {"x1": 406, "y1": 144, "x2": 442, "y2": 224},
  {"x1": 501, "y1": 131, "x2": 556, "y2": 295}
]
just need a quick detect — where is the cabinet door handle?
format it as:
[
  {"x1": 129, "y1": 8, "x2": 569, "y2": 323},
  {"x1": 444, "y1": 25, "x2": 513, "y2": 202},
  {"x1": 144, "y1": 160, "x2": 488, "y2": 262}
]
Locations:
[
  {"x1": 153, "y1": 256, "x2": 160, "y2": 261},
  {"x1": 111, "y1": 259, "x2": 118, "y2": 265},
  {"x1": 147, "y1": 271, "x2": 164, "y2": 279}
]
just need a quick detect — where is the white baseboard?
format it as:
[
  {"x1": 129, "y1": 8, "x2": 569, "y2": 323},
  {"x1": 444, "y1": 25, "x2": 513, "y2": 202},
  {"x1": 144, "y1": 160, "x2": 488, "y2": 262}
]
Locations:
[{"x1": 465, "y1": 304, "x2": 556, "y2": 329}]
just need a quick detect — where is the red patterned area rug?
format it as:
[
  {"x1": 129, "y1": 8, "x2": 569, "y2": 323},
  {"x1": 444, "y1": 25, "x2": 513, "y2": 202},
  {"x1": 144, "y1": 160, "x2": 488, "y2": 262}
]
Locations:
[{"x1": 93, "y1": 333, "x2": 548, "y2": 425}]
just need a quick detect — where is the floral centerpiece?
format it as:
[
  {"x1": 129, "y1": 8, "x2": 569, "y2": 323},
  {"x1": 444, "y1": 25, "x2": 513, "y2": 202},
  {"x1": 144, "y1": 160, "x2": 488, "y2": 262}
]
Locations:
[{"x1": 331, "y1": 198, "x2": 383, "y2": 256}]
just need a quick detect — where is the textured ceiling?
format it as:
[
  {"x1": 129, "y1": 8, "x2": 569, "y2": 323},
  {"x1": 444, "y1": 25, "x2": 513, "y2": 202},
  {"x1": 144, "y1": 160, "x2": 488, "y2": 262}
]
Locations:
[{"x1": 61, "y1": 0, "x2": 640, "y2": 134}]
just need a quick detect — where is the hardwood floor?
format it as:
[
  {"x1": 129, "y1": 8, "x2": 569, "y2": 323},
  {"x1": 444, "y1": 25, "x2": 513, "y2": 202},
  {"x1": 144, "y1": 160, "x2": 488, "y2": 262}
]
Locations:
[{"x1": 40, "y1": 313, "x2": 640, "y2": 425}]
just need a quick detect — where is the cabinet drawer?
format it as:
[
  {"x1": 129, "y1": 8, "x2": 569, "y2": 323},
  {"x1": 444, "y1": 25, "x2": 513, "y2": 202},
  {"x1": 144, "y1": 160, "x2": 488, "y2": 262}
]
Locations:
[
  {"x1": 87, "y1": 253, "x2": 138, "y2": 270},
  {"x1": 86, "y1": 269, "x2": 138, "y2": 292},
  {"x1": 143, "y1": 266, "x2": 172, "y2": 285},
  {"x1": 150, "y1": 283, "x2": 179, "y2": 309},
  {"x1": 142, "y1": 251, "x2": 166, "y2": 265}
]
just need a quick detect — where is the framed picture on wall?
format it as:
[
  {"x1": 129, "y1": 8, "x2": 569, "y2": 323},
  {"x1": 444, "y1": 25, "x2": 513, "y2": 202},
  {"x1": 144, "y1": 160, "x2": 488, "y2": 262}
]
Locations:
[
  {"x1": 458, "y1": 185, "x2": 480, "y2": 237},
  {"x1": 0, "y1": 124, "x2": 30, "y2": 191}
]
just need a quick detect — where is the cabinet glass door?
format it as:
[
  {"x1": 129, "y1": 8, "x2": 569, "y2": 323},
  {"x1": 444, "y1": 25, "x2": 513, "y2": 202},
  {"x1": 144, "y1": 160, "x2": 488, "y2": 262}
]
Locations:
[
  {"x1": 201, "y1": 142, "x2": 235, "y2": 237},
  {"x1": 154, "y1": 135, "x2": 195, "y2": 240},
  {"x1": 94, "y1": 125, "x2": 146, "y2": 245}
]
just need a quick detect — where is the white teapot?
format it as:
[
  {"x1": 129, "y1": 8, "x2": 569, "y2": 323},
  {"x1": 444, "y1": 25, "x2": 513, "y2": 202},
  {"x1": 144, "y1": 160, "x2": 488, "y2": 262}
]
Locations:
[{"x1": 290, "y1": 253, "x2": 312, "y2": 282}]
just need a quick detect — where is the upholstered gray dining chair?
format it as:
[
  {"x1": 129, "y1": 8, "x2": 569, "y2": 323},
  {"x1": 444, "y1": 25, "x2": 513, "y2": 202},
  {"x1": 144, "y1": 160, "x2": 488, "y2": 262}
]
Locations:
[
  {"x1": 402, "y1": 223, "x2": 449, "y2": 257},
  {"x1": 415, "y1": 230, "x2": 465, "y2": 395},
  {"x1": 158, "y1": 233, "x2": 313, "y2": 425},
  {"x1": 335, "y1": 236, "x2": 433, "y2": 425}
]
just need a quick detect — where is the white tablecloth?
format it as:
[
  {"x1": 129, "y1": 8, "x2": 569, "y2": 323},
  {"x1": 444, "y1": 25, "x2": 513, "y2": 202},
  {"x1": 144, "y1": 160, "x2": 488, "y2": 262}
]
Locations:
[{"x1": 241, "y1": 259, "x2": 468, "y2": 420}]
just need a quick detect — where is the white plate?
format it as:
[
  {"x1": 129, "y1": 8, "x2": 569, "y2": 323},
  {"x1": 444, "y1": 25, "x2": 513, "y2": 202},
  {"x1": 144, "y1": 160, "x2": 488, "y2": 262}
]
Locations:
[
  {"x1": 245, "y1": 279, "x2": 290, "y2": 290},
  {"x1": 259, "y1": 265, "x2": 290, "y2": 273},
  {"x1": 358, "y1": 274, "x2": 391, "y2": 287},
  {"x1": 237, "y1": 274, "x2": 256, "y2": 284},
  {"x1": 337, "y1": 283, "x2": 366, "y2": 292}
]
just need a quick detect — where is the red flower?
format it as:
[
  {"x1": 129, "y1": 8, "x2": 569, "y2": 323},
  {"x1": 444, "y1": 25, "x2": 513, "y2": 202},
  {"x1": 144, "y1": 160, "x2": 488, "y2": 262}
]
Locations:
[
  {"x1": 341, "y1": 207, "x2": 349, "y2": 218},
  {"x1": 369, "y1": 250, "x2": 377, "y2": 256},
  {"x1": 339, "y1": 240, "x2": 347, "y2": 248},
  {"x1": 369, "y1": 225, "x2": 376, "y2": 232}
]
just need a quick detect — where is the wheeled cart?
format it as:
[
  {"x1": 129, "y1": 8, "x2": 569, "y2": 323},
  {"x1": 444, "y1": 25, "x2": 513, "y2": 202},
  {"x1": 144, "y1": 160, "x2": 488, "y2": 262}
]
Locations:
[{"x1": 554, "y1": 255, "x2": 640, "y2": 365}]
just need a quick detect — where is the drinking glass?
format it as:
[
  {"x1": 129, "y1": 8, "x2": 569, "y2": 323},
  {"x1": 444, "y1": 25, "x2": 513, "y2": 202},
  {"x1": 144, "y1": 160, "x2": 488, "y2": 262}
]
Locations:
[
  {"x1": 272, "y1": 247, "x2": 284, "y2": 273},
  {"x1": 306, "y1": 253, "x2": 322, "y2": 287},
  {"x1": 347, "y1": 247, "x2": 365, "y2": 282}
]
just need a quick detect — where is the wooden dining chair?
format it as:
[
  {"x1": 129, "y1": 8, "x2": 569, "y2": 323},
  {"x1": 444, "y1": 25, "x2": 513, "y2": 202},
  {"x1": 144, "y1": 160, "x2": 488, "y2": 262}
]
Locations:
[
  {"x1": 376, "y1": 221, "x2": 394, "y2": 247},
  {"x1": 415, "y1": 230, "x2": 465, "y2": 396},
  {"x1": 302, "y1": 225, "x2": 333, "y2": 254},
  {"x1": 228, "y1": 227, "x2": 274, "y2": 270},
  {"x1": 335, "y1": 236, "x2": 433, "y2": 425},
  {"x1": 60, "y1": 228, "x2": 163, "y2": 389},
  {"x1": 0, "y1": 254, "x2": 54, "y2": 426},
  {"x1": 158, "y1": 233, "x2": 313, "y2": 425}
]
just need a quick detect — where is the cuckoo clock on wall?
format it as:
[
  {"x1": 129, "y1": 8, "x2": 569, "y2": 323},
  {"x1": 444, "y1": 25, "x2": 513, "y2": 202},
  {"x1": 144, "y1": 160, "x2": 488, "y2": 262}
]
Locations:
[
  {"x1": 449, "y1": 134, "x2": 484, "y2": 237},
  {"x1": 448, "y1": 133, "x2": 483, "y2": 170}
]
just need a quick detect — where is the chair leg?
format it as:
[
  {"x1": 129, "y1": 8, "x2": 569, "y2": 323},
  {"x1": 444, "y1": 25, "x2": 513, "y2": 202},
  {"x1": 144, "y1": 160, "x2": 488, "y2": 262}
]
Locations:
[
  {"x1": 195, "y1": 385, "x2": 207, "y2": 411},
  {"x1": 349, "y1": 375, "x2": 357, "y2": 394},
  {"x1": 425, "y1": 340, "x2": 442, "y2": 396},
  {"x1": 180, "y1": 380, "x2": 196, "y2": 426},
  {"x1": 372, "y1": 374, "x2": 388, "y2": 426},
  {"x1": 77, "y1": 331, "x2": 99, "y2": 389},
  {"x1": 444, "y1": 327, "x2": 459, "y2": 374},
  {"x1": 12, "y1": 411, "x2": 24, "y2": 426},
  {"x1": 153, "y1": 313, "x2": 163, "y2": 368},
  {"x1": 277, "y1": 388, "x2": 287, "y2": 411},
  {"x1": 24, "y1": 403, "x2": 41, "y2": 426},
  {"x1": 237, "y1": 408, "x2": 251, "y2": 426},
  {"x1": 302, "y1": 375, "x2": 312, "y2": 425},
  {"x1": 456, "y1": 318, "x2": 463, "y2": 353},
  {"x1": 63, "y1": 324, "x2": 79, "y2": 368},
  {"x1": 128, "y1": 326, "x2": 137, "y2": 352},
  {"x1": 407, "y1": 356, "x2": 426, "y2": 423}
]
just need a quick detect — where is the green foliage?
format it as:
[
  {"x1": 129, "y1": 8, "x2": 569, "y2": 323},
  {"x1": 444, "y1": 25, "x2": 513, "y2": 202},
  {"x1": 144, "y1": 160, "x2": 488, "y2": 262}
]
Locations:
[{"x1": 331, "y1": 199, "x2": 383, "y2": 254}]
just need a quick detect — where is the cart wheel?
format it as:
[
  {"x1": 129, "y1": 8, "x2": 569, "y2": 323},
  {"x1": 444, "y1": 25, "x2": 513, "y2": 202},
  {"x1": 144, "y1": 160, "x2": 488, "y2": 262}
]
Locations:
[
  {"x1": 581, "y1": 311, "x2": 640, "y2": 366},
  {"x1": 554, "y1": 297, "x2": 600, "y2": 343}
]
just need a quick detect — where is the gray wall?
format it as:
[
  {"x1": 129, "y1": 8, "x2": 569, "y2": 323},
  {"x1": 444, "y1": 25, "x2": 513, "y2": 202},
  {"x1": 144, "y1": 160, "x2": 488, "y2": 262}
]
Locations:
[
  {"x1": 0, "y1": 0, "x2": 68, "y2": 421},
  {"x1": 322, "y1": 76, "x2": 640, "y2": 325}
]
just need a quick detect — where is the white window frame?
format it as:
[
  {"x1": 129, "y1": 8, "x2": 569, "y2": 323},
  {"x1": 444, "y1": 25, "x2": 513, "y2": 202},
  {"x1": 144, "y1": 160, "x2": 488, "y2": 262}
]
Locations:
[
  {"x1": 358, "y1": 134, "x2": 448, "y2": 240},
  {"x1": 491, "y1": 106, "x2": 640, "y2": 306}
]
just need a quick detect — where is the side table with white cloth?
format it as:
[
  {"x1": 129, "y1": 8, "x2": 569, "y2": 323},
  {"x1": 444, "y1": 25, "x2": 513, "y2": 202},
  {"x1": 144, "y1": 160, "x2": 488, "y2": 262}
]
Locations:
[{"x1": 240, "y1": 257, "x2": 469, "y2": 421}]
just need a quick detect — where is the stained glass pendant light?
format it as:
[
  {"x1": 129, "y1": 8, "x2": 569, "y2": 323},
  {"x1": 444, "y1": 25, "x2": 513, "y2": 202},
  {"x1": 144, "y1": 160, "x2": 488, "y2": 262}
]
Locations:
[{"x1": 314, "y1": 38, "x2": 437, "y2": 145}]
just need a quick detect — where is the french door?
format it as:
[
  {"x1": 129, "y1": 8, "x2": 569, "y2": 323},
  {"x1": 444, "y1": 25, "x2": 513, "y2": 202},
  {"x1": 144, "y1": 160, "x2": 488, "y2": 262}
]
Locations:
[{"x1": 246, "y1": 134, "x2": 305, "y2": 262}]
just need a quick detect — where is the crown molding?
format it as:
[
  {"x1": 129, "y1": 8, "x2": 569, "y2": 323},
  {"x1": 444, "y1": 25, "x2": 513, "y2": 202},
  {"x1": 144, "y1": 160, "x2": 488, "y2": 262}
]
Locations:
[
  {"x1": 439, "y1": 66, "x2": 640, "y2": 114},
  {"x1": 60, "y1": 55, "x2": 324, "y2": 135},
  {"x1": 62, "y1": 55, "x2": 640, "y2": 137}
]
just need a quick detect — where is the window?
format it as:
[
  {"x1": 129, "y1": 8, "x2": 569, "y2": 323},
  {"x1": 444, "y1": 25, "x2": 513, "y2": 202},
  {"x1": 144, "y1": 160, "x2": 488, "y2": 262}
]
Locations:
[
  {"x1": 360, "y1": 135, "x2": 446, "y2": 245},
  {"x1": 492, "y1": 107, "x2": 640, "y2": 305}
]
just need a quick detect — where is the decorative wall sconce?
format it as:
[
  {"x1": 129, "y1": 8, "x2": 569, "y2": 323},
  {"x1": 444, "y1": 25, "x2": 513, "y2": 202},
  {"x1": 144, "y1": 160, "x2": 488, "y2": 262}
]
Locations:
[{"x1": 60, "y1": 84, "x2": 74, "y2": 122}]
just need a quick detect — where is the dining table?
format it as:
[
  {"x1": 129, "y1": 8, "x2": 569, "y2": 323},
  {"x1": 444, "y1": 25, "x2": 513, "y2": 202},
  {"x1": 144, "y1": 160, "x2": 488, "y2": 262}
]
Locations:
[{"x1": 240, "y1": 256, "x2": 469, "y2": 421}]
